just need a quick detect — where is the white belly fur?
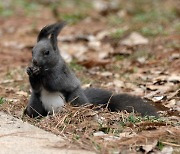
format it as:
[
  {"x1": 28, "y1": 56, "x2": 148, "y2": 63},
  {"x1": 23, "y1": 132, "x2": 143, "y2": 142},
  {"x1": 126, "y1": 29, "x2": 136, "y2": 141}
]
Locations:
[{"x1": 41, "y1": 88, "x2": 65, "y2": 114}]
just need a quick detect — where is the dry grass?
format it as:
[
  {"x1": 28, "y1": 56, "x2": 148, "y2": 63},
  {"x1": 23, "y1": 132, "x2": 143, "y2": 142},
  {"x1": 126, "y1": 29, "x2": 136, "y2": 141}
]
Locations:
[
  {"x1": 0, "y1": 95, "x2": 179, "y2": 153},
  {"x1": 19, "y1": 104, "x2": 180, "y2": 153}
]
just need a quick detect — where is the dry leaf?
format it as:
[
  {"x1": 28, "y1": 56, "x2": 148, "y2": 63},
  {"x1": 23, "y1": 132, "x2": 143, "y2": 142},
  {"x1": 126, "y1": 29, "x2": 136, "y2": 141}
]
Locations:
[
  {"x1": 104, "y1": 136, "x2": 120, "y2": 141},
  {"x1": 119, "y1": 132, "x2": 137, "y2": 138},
  {"x1": 152, "y1": 96, "x2": 165, "y2": 102},
  {"x1": 61, "y1": 50, "x2": 72, "y2": 63},
  {"x1": 16, "y1": 91, "x2": 28, "y2": 97},
  {"x1": 93, "y1": 0, "x2": 119, "y2": 14},
  {"x1": 167, "y1": 74, "x2": 180, "y2": 83},
  {"x1": 161, "y1": 146, "x2": 173, "y2": 154},
  {"x1": 121, "y1": 32, "x2": 149, "y2": 46},
  {"x1": 113, "y1": 80, "x2": 124, "y2": 88},
  {"x1": 164, "y1": 99, "x2": 176, "y2": 108},
  {"x1": 78, "y1": 59, "x2": 110, "y2": 68},
  {"x1": 0, "y1": 79, "x2": 14, "y2": 84},
  {"x1": 100, "y1": 71, "x2": 113, "y2": 77},
  {"x1": 3, "y1": 41, "x2": 25, "y2": 49},
  {"x1": 140, "y1": 140, "x2": 157, "y2": 153},
  {"x1": 93, "y1": 131, "x2": 106, "y2": 137}
]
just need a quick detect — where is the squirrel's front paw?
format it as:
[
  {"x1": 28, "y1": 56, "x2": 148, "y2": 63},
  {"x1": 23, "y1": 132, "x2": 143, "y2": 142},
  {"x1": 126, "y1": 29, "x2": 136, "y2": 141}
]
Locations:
[
  {"x1": 27, "y1": 66, "x2": 40, "y2": 76},
  {"x1": 26, "y1": 67, "x2": 34, "y2": 76}
]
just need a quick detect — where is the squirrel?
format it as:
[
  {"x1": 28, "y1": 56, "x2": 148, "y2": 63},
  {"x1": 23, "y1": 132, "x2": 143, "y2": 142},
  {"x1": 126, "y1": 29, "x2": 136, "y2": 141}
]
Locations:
[{"x1": 24, "y1": 22, "x2": 158, "y2": 118}]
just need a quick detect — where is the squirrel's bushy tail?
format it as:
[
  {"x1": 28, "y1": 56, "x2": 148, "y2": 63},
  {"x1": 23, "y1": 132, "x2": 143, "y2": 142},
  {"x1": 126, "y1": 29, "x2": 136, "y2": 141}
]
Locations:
[{"x1": 84, "y1": 88, "x2": 158, "y2": 117}]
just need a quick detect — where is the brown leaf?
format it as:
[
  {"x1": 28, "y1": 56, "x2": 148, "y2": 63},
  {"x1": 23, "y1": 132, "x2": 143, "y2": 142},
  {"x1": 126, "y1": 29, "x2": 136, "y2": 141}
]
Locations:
[
  {"x1": 78, "y1": 59, "x2": 110, "y2": 68},
  {"x1": 140, "y1": 140, "x2": 158, "y2": 153},
  {"x1": 121, "y1": 32, "x2": 149, "y2": 46}
]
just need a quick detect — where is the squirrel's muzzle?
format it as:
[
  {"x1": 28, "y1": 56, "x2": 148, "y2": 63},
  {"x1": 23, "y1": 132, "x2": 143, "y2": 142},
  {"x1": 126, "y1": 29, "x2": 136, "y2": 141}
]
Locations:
[{"x1": 32, "y1": 59, "x2": 38, "y2": 66}]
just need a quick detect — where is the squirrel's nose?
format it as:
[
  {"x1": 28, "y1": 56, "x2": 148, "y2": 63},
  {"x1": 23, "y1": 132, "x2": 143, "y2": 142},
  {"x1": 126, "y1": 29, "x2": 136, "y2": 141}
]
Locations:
[{"x1": 32, "y1": 59, "x2": 38, "y2": 66}]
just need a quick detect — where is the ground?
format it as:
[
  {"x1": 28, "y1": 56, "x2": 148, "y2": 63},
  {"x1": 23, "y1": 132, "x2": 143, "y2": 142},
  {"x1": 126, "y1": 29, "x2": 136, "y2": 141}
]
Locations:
[{"x1": 0, "y1": 0, "x2": 179, "y2": 153}]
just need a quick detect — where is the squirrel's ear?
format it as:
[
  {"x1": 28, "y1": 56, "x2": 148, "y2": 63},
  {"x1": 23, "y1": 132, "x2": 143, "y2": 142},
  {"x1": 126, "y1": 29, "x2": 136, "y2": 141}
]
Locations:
[
  {"x1": 50, "y1": 22, "x2": 66, "y2": 50},
  {"x1": 37, "y1": 24, "x2": 55, "y2": 42}
]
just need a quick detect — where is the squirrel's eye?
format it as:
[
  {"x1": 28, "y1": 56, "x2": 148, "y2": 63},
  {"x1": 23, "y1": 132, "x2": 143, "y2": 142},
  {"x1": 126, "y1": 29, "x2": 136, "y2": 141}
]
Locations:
[{"x1": 44, "y1": 50, "x2": 49, "y2": 55}]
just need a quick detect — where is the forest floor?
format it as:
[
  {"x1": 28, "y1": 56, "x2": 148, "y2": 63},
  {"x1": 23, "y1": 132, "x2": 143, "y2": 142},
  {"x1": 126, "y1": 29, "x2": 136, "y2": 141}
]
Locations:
[{"x1": 0, "y1": 0, "x2": 179, "y2": 153}]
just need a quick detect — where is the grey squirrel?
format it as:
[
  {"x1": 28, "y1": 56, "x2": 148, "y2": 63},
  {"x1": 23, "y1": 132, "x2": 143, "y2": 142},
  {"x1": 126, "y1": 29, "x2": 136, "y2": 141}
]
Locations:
[{"x1": 25, "y1": 22, "x2": 158, "y2": 118}]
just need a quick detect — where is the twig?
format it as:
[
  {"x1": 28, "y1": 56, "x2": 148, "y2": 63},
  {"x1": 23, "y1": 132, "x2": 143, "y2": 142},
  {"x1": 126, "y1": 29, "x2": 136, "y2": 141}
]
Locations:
[
  {"x1": 106, "y1": 94, "x2": 114, "y2": 109},
  {"x1": 69, "y1": 96, "x2": 79, "y2": 104},
  {"x1": 161, "y1": 141, "x2": 180, "y2": 147},
  {"x1": 29, "y1": 106, "x2": 43, "y2": 118}
]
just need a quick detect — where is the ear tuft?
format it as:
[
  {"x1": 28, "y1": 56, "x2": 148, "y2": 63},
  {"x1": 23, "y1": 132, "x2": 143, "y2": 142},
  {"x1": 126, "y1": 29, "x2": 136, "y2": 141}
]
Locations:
[
  {"x1": 37, "y1": 22, "x2": 66, "y2": 43},
  {"x1": 37, "y1": 24, "x2": 54, "y2": 42},
  {"x1": 50, "y1": 22, "x2": 66, "y2": 50}
]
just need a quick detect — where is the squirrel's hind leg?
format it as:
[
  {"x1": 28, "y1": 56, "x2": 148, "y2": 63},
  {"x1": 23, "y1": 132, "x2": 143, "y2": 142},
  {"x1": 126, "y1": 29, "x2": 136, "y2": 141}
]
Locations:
[
  {"x1": 25, "y1": 92, "x2": 47, "y2": 118},
  {"x1": 67, "y1": 87, "x2": 89, "y2": 106}
]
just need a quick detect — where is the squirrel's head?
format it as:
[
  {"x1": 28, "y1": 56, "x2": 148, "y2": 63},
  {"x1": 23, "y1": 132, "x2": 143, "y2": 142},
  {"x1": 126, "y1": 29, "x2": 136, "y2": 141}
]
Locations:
[{"x1": 32, "y1": 22, "x2": 66, "y2": 71}]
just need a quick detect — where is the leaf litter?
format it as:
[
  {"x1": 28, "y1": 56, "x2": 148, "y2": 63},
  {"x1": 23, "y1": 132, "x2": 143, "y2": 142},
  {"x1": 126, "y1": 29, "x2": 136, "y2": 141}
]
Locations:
[{"x1": 21, "y1": 104, "x2": 180, "y2": 153}]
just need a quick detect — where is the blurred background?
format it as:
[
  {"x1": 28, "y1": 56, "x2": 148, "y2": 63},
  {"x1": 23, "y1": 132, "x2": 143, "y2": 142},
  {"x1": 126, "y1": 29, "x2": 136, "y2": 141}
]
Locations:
[{"x1": 0, "y1": 0, "x2": 179, "y2": 112}]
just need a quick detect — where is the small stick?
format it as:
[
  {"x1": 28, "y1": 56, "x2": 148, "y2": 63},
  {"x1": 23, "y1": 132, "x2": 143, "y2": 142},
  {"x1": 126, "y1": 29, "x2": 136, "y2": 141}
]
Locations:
[
  {"x1": 161, "y1": 141, "x2": 180, "y2": 147},
  {"x1": 29, "y1": 106, "x2": 43, "y2": 118},
  {"x1": 106, "y1": 94, "x2": 114, "y2": 109}
]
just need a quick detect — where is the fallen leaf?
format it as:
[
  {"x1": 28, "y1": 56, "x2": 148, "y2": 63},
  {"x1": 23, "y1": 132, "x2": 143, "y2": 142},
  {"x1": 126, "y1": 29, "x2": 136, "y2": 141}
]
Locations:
[
  {"x1": 161, "y1": 146, "x2": 173, "y2": 154},
  {"x1": 137, "y1": 57, "x2": 147, "y2": 64},
  {"x1": 170, "y1": 53, "x2": 180, "y2": 60},
  {"x1": 164, "y1": 99, "x2": 176, "y2": 108},
  {"x1": 16, "y1": 91, "x2": 28, "y2": 97},
  {"x1": 93, "y1": 131, "x2": 106, "y2": 137},
  {"x1": 5, "y1": 98, "x2": 18, "y2": 103},
  {"x1": 100, "y1": 71, "x2": 113, "y2": 77},
  {"x1": 104, "y1": 136, "x2": 120, "y2": 141},
  {"x1": 0, "y1": 79, "x2": 14, "y2": 84},
  {"x1": 78, "y1": 59, "x2": 110, "y2": 68},
  {"x1": 93, "y1": 0, "x2": 119, "y2": 15},
  {"x1": 152, "y1": 96, "x2": 165, "y2": 102},
  {"x1": 88, "y1": 40, "x2": 101, "y2": 49},
  {"x1": 113, "y1": 80, "x2": 124, "y2": 88},
  {"x1": 3, "y1": 41, "x2": 25, "y2": 49},
  {"x1": 60, "y1": 43, "x2": 88, "y2": 61},
  {"x1": 61, "y1": 50, "x2": 72, "y2": 63},
  {"x1": 140, "y1": 140, "x2": 158, "y2": 153},
  {"x1": 121, "y1": 32, "x2": 149, "y2": 46},
  {"x1": 167, "y1": 74, "x2": 180, "y2": 83},
  {"x1": 119, "y1": 132, "x2": 137, "y2": 138},
  {"x1": 59, "y1": 34, "x2": 96, "y2": 42}
]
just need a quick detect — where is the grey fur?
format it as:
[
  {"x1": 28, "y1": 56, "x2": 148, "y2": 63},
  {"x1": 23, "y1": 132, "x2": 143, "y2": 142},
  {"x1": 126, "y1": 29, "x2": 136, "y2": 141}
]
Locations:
[{"x1": 25, "y1": 22, "x2": 158, "y2": 118}]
